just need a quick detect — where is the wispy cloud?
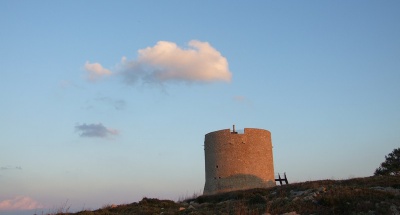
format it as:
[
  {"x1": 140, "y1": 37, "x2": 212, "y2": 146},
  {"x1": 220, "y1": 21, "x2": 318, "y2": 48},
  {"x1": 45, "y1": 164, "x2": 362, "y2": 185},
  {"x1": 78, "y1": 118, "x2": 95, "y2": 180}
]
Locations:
[
  {"x1": 0, "y1": 196, "x2": 44, "y2": 211},
  {"x1": 233, "y1": 95, "x2": 246, "y2": 102},
  {"x1": 59, "y1": 80, "x2": 83, "y2": 89},
  {"x1": 75, "y1": 123, "x2": 119, "y2": 138},
  {"x1": 0, "y1": 166, "x2": 22, "y2": 171},
  {"x1": 84, "y1": 40, "x2": 232, "y2": 85},
  {"x1": 233, "y1": 95, "x2": 252, "y2": 106},
  {"x1": 95, "y1": 97, "x2": 126, "y2": 110}
]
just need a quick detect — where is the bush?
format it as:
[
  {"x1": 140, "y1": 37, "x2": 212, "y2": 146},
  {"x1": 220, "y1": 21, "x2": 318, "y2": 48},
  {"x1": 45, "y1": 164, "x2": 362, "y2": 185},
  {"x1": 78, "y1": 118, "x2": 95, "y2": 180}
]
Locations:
[{"x1": 374, "y1": 148, "x2": 400, "y2": 176}]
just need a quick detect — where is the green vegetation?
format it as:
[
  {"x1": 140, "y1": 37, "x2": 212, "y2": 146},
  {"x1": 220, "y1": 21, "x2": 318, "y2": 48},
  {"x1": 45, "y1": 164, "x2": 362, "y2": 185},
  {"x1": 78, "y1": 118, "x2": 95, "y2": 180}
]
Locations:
[
  {"x1": 374, "y1": 147, "x2": 400, "y2": 176},
  {"x1": 48, "y1": 175, "x2": 399, "y2": 215}
]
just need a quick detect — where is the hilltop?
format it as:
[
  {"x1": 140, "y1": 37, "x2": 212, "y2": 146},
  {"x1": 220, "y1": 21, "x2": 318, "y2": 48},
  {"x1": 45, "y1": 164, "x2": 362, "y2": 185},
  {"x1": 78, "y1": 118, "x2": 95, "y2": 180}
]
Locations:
[{"x1": 51, "y1": 175, "x2": 399, "y2": 215}]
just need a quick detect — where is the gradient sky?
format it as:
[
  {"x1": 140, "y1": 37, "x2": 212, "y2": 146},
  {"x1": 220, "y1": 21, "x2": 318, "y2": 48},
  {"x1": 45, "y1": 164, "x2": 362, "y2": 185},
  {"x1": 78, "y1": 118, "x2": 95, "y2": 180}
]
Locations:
[{"x1": 1, "y1": 1, "x2": 399, "y2": 213}]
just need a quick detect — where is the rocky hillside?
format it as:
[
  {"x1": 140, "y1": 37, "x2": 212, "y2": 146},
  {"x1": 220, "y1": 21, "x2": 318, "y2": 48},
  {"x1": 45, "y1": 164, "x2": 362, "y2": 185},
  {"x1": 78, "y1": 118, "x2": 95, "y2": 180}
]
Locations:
[{"x1": 56, "y1": 175, "x2": 399, "y2": 215}]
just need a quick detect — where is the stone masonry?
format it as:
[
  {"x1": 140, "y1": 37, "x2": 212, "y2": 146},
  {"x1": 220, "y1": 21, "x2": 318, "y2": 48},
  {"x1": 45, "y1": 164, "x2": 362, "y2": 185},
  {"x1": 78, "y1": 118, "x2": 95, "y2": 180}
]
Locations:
[{"x1": 203, "y1": 127, "x2": 275, "y2": 195}]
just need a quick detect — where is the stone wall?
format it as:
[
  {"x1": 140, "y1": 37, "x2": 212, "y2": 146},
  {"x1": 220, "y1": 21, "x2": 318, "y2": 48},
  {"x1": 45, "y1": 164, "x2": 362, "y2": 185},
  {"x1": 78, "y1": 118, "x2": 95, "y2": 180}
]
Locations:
[{"x1": 203, "y1": 128, "x2": 275, "y2": 195}]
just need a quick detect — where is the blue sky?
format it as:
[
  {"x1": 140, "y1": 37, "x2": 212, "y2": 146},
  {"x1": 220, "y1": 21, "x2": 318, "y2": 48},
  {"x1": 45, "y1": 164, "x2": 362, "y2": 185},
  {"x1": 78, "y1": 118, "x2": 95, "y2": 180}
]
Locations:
[{"x1": 1, "y1": 0, "x2": 399, "y2": 213}]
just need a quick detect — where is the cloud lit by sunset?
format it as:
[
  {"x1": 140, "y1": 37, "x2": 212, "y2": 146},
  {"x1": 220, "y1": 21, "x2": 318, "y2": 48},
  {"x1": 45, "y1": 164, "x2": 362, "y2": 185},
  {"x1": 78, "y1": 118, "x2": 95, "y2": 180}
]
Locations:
[
  {"x1": 0, "y1": 196, "x2": 43, "y2": 211},
  {"x1": 84, "y1": 40, "x2": 232, "y2": 85},
  {"x1": 84, "y1": 61, "x2": 112, "y2": 81}
]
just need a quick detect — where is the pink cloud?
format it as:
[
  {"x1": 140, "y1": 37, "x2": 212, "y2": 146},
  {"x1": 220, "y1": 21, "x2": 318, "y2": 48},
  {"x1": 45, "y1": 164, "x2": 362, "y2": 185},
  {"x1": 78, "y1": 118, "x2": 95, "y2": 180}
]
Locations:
[
  {"x1": 84, "y1": 61, "x2": 112, "y2": 81},
  {"x1": 0, "y1": 196, "x2": 44, "y2": 211},
  {"x1": 134, "y1": 40, "x2": 232, "y2": 83},
  {"x1": 84, "y1": 40, "x2": 232, "y2": 85}
]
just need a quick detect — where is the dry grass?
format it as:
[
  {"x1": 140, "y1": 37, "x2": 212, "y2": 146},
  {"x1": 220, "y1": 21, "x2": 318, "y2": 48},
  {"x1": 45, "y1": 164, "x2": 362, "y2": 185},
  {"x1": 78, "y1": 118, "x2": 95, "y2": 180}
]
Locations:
[{"x1": 51, "y1": 175, "x2": 400, "y2": 215}]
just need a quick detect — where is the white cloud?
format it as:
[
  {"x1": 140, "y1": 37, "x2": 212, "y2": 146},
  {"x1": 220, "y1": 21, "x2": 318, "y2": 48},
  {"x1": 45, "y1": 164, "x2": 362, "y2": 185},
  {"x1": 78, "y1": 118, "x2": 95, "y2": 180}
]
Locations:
[
  {"x1": 75, "y1": 123, "x2": 119, "y2": 138},
  {"x1": 84, "y1": 40, "x2": 232, "y2": 85},
  {"x1": 84, "y1": 61, "x2": 112, "y2": 81},
  {"x1": 0, "y1": 196, "x2": 44, "y2": 211}
]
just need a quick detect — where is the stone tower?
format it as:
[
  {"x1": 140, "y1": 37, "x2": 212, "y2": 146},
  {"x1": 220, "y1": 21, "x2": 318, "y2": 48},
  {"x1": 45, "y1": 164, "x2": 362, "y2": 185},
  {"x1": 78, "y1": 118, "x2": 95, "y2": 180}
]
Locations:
[{"x1": 203, "y1": 126, "x2": 275, "y2": 195}]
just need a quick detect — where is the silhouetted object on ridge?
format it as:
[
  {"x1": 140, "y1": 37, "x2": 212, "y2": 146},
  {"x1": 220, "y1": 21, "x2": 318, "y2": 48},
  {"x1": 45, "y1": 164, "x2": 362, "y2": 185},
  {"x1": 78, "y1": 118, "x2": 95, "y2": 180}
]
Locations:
[
  {"x1": 374, "y1": 147, "x2": 400, "y2": 176},
  {"x1": 275, "y1": 172, "x2": 289, "y2": 185}
]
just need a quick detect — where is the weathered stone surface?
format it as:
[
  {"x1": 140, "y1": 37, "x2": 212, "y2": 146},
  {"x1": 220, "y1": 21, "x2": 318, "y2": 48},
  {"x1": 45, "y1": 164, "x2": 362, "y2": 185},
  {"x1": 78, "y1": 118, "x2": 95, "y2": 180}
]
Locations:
[{"x1": 203, "y1": 128, "x2": 275, "y2": 195}]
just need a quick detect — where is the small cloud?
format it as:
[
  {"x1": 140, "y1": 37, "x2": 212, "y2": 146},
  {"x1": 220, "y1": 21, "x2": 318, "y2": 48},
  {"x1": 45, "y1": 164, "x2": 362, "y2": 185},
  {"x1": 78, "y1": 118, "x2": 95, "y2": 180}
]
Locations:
[
  {"x1": 0, "y1": 166, "x2": 22, "y2": 171},
  {"x1": 75, "y1": 123, "x2": 119, "y2": 138},
  {"x1": 84, "y1": 61, "x2": 112, "y2": 81},
  {"x1": 84, "y1": 40, "x2": 232, "y2": 85},
  {"x1": 95, "y1": 97, "x2": 126, "y2": 110},
  {"x1": 233, "y1": 95, "x2": 252, "y2": 106},
  {"x1": 0, "y1": 196, "x2": 44, "y2": 211},
  {"x1": 59, "y1": 80, "x2": 72, "y2": 88},
  {"x1": 233, "y1": 95, "x2": 246, "y2": 102},
  {"x1": 59, "y1": 80, "x2": 83, "y2": 89}
]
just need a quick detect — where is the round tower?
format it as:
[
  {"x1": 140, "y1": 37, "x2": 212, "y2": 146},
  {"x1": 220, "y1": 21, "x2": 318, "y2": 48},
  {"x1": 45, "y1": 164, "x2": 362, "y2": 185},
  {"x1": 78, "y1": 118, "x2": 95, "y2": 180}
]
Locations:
[{"x1": 203, "y1": 127, "x2": 275, "y2": 195}]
